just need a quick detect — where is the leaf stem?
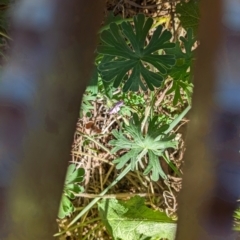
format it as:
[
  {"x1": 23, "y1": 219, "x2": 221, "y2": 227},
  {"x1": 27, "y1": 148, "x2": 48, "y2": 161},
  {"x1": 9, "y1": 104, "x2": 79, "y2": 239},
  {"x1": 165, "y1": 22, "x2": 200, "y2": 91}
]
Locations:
[{"x1": 165, "y1": 105, "x2": 191, "y2": 134}]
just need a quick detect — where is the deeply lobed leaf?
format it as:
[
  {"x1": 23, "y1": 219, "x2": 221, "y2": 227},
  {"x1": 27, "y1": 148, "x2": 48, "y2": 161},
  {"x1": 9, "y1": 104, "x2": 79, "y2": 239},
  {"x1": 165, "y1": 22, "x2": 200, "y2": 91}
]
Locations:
[
  {"x1": 110, "y1": 117, "x2": 177, "y2": 181},
  {"x1": 98, "y1": 14, "x2": 176, "y2": 92}
]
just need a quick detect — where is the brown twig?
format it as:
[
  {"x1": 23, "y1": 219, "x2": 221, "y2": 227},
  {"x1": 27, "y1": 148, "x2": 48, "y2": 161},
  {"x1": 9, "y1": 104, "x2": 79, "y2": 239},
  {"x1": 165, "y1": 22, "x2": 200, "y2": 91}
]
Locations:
[{"x1": 74, "y1": 192, "x2": 161, "y2": 199}]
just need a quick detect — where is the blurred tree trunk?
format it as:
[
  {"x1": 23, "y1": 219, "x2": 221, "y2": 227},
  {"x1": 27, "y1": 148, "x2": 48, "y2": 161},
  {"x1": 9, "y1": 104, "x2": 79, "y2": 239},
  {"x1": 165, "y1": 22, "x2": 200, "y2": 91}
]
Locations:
[{"x1": 0, "y1": 1, "x2": 104, "y2": 239}]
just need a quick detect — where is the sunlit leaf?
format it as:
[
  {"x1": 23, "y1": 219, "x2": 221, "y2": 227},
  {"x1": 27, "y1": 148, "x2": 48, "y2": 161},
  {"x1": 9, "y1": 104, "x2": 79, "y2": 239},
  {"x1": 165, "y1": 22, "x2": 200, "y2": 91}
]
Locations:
[
  {"x1": 110, "y1": 115, "x2": 177, "y2": 181},
  {"x1": 58, "y1": 164, "x2": 85, "y2": 219},
  {"x1": 98, "y1": 196, "x2": 177, "y2": 240}
]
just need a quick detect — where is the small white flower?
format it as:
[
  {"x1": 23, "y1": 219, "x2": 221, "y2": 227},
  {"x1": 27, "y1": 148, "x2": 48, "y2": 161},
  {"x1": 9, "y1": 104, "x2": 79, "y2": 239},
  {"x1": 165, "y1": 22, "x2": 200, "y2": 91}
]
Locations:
[{"x1": 109, "y1": 101, "x2": 124, "y2": 114}]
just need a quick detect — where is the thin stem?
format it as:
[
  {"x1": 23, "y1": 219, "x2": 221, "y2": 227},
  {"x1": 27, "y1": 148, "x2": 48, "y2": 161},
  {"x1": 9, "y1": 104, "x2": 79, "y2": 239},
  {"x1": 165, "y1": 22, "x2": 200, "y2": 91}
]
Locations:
[
  {"x1": 74, "y1": 192, "x2": 160, "y2": 199},
  {"x1": 72, "y1": 151, "x2": 113, "y2": 165},
  {"x1": 165, "y1": 105, "x2": 191, "y2": 134},
  {"x1": 67, "y1": 164, "x2": 132, "y2": 228}
]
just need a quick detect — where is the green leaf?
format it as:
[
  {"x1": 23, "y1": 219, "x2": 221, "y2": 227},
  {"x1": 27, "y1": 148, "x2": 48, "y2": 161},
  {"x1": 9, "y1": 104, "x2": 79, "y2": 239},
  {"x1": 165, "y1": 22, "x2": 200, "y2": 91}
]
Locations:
[
  {"x1": 65, "y1": 164, "x2": 85, "y2": 185},
  {"x1": 58, "y1": 164, "x2": 85, "y2": 219},
  {"x1": 166, "y1": 28, "x2": 196, "y2": 105},
  {"x1": 119, "y1": 106, "x2": 132, "y2": 117},
  {"x1": 144, "y1": 150, "x2": 167, "y2": 180},
  {"x1": 80, "y1": 92, "x2": 96, "y2": 116},
  {"x1": 65, "y1": 183, "x2": 84, "y2": 196},
  {"x1": 167, "y1": 28, "x2": 196, "y2": 66},
  {"x1": 113, "y1": 149, "x2": 140, "y2": 170},
  {"x1": 58, "y1": 195, "x2": 75, "y2": 219},
  {"x1": 176, "y1": 0, "x2": 200, "y2": 36},
  {"x1": 98, "y1": 196, "x2": 177, "y2": 240},
  {"x1": 98, "y1": 14, "x2": 176, "y2": 92},
  {"x1": 99, "y1": 12, "x2": 135, "y2": 34},
  {"x1": 110, "y1": 117, "x2": 177, "y2": 181}
]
